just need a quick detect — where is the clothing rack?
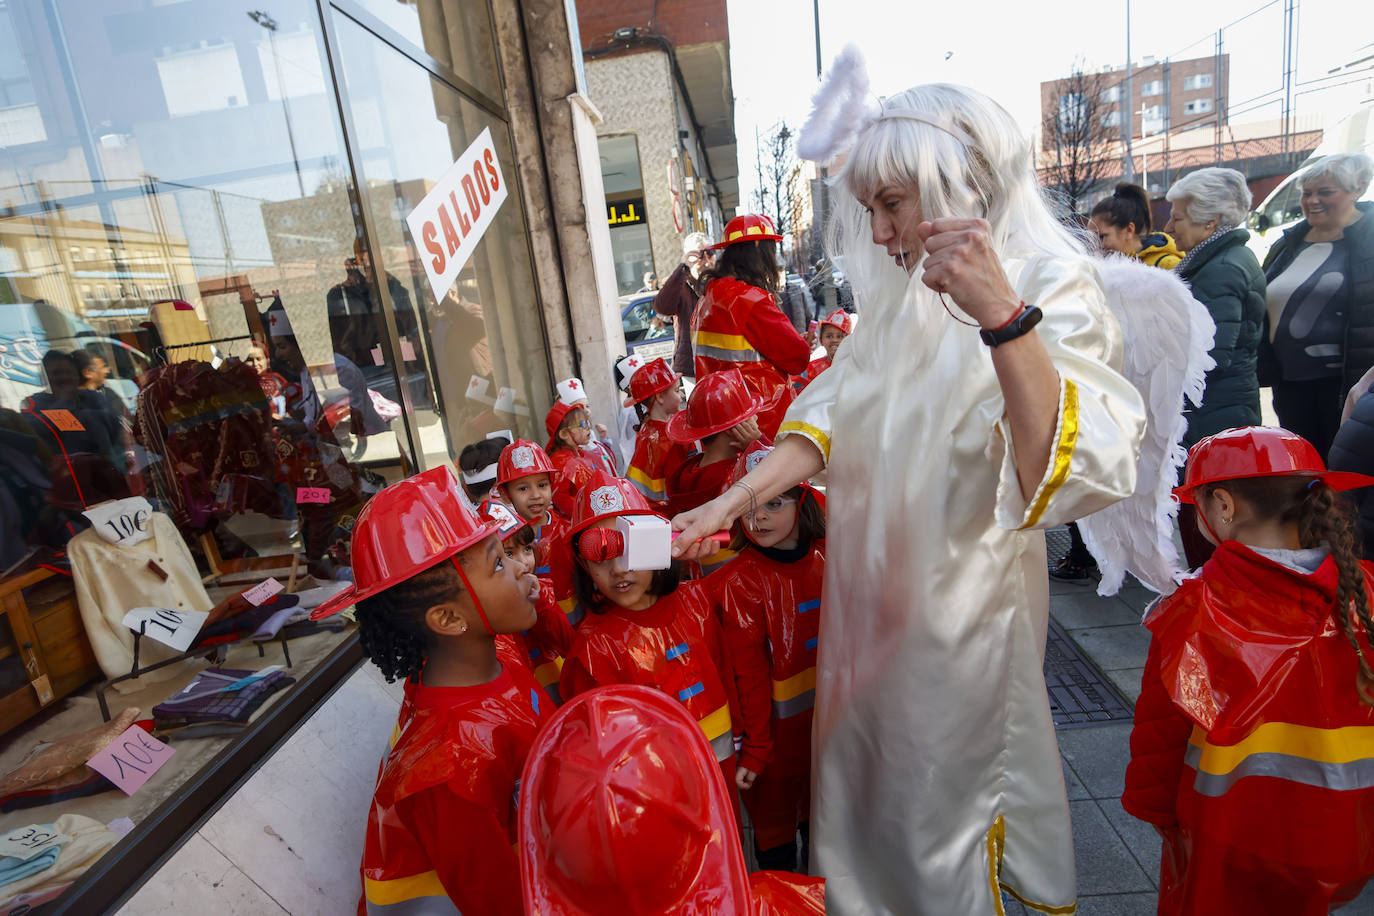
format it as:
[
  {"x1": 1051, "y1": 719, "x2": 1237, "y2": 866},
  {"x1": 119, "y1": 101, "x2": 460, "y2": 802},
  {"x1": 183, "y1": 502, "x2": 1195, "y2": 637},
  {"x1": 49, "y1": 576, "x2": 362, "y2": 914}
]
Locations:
[{"x1": 164, "y1": 334, "x2": 255, "y2": 351}]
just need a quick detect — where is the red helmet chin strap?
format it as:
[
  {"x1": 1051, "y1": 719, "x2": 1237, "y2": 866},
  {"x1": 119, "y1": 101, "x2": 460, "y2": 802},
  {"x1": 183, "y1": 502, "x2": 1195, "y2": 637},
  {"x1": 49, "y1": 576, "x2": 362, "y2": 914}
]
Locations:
[
  {"x1": 1195, "y1": 506, "x2": 1224, "y2": 547},
  {"x1": 450, "y1": 556, "x2": 495, "y2": 636}
]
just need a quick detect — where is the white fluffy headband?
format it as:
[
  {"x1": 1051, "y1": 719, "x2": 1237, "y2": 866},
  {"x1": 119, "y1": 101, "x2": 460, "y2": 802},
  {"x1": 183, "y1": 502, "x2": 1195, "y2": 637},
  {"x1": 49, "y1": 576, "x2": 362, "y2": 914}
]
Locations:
[{"x1": 795, "y1": 44, "x2": 973, "y2": 165}]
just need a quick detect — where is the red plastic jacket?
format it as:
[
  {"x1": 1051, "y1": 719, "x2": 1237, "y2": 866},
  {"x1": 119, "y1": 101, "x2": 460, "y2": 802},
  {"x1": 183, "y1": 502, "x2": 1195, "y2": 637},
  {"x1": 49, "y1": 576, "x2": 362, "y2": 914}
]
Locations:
[
  {"x1": 359, "y1": 664, "x2": 552, "y2": 916},
  {"x1": 560, "y1": 580, "x2": 740, "y2": 767},
  {"x1": 792, "y1": 356, "x2": 831, "y2": 392},
  {"x1": 528, "y1": 511, "x2": 568, "y2": 583},
  {"x1": 666, "y1": 451, "x2": 734, "y2": 516},
  {"x1": 550, "y1": 442, "x2": 617, "y2": 480},
  {"x1": 691, "y1": 278, "x2": 810, "y2": 439},
  {"x1": 627, "y1": 418, "x2": 692, "y2": 510},
  {"x1": 1122, "y1": 540, "x2": 1374, "y2": 914},
  {"x1": 717, "y1": 542, "x2": 825, "y2": 850},
  {"x1": 497, "y1": 583, "x2": 575, "y2": 706}
]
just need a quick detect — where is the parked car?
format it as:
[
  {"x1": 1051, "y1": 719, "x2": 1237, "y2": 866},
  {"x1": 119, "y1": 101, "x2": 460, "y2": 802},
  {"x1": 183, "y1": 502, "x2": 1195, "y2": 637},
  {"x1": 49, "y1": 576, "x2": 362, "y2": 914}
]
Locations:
[
  {"x1": 620, "y1": 293, "x2": 675, "y2": 364},
  {"x1": 0, "y1": 301, "x2": 150, "y2": 413}
]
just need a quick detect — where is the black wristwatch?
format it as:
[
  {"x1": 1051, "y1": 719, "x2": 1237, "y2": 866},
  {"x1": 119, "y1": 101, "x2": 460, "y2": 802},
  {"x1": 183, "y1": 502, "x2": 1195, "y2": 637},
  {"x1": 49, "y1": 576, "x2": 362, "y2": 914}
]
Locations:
[{"x1": 979, "y1": 304, "x2": 1043, "y2": 347}]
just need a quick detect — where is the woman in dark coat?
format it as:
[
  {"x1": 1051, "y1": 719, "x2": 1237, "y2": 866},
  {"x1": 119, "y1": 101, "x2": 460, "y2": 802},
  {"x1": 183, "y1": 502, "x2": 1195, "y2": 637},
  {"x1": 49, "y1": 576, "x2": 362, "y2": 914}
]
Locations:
[
  {"x1": 1164, "y1": 167, "x2": 1267, "y2": 567},
  {"x1": 1260, "y1": 153, "x2": 1374, "y2": 457}
]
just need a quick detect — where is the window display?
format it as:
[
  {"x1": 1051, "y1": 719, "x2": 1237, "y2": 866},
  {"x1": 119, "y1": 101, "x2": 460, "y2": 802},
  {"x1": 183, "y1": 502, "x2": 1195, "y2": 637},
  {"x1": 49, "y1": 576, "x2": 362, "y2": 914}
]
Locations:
[{"x1": 0, "y1": 0, "x2": 552, "y2": 908}]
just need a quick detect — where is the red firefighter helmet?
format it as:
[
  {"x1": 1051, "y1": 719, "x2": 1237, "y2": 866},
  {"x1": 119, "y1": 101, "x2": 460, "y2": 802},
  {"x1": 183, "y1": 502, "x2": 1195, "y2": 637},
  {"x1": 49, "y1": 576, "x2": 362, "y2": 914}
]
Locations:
[
  {"x1": 545, "y1": 401, "x2": 577, "y2": 446},
  {"x1": 623, "y1": 357, "x2": 681, "y2": 408},
  {"x1": 1173, "y1": 426, "x2": 1374, "y2": 504},
  {"x1": 478, "y1": 498, "x2": 533, "y2": 541},
  {"x1": 709, "y1": 213, "x2": 783, "y2": 250},
  {"x1": 568, "y1": 470, "x2": 657, "y2": 538},
  {"x1": 519, "y1": 685, "x2": 753, "y2": 914},
  {"x1": 498, "y1": 439, "x2": 557, "y2": 487},
  {"x1": 309, "y1": 466, "x2": 496, "y2": 619},
  {"x1": 818, "y1": 309, "x2": 853, "y2": 336},
  {"x1": 666, "y1": 368, "x2": 768, "y2": 444}
]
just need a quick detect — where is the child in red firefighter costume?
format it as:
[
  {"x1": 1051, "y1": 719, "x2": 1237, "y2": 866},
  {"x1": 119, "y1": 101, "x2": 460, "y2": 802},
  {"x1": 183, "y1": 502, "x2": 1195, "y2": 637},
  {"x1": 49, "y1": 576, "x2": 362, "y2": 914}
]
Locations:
[
  {"x1": 691, "y1": 214, "x2": 811, "y2": 439},
  {"x1": 545, "y1": 383, "x2": 618, "y2": 478},
  {"x1": 715, "y1": 443, "x2": 827, "y2": 873},
  {"x1": 557, "y1": 471, "x2": 756, "y2": 799},
  {"x1": 542, "y1": 454, "x2": 599, "y2": 630},
  {"x1": 1122, "y1": 426, "x2": 1374, "y2": 915},
  {"x1": 794, "y1": 309, "x2": 853, "y2": 392},
  {"x1": 479, "y1": 499, "x2": 574, "y2": 705},
  {"x1": 308, "y1": 466, "x2": 549, "y2": 916},
  {"x1": 519, "y1": 685, "x2": 826, "y2": 915},
  {"x1": 496, "y1": 439, "x2": 565, "y2": 582},
  {"x1": 624, "y1": 357, "x2": 690, "y2": 510}
]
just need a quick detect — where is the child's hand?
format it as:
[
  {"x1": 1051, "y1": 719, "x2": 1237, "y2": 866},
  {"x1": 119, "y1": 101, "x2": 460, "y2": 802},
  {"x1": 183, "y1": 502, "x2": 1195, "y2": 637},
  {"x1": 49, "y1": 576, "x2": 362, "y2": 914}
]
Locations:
[
  {"x1": 736, "y1": 766, "x2": 758, "y2": 790},
  {"x1": 594, "y1": 422, "x2": 609, "y2": 439}
]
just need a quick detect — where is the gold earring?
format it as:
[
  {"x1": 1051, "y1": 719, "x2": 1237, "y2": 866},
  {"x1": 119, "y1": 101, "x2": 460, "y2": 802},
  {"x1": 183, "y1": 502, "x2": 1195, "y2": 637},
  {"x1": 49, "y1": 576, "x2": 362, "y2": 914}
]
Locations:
[
  {"x1": 459, "y1": 624, "x2": 468, "y2": 634},
  {"x1": 1222, "y1": 517, "x2": 1232, "y2": 525}
]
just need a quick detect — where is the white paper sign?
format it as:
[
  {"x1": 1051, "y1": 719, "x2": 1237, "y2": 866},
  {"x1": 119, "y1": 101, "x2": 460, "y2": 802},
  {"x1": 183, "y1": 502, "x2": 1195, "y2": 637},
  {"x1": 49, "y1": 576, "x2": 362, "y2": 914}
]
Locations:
[
  {"x1": 241, "y1": 577, "x2": 284, "y2": 607},
  {"x1": 82, "y1": 496, "x2": 154, "y2": 547},
  {"x1": 0, "y1": 825, "x2": 70, "y2": 861},
  {"x1": 121, "y1": 606, "x2": 209, "y2": 653},
  {"x1": 405, "y1": 127, "x2": 509, "y2": 304}
]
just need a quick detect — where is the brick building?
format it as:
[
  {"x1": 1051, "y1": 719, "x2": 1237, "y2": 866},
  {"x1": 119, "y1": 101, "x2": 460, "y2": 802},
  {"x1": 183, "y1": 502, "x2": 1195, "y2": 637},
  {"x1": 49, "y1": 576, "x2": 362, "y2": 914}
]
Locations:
[
  {"x1": 574, "y1": 0, "x2": 738, "y2": 294},
  {"x1": 1041, "y1": 54, "x2": 1231, "y2": 144}
]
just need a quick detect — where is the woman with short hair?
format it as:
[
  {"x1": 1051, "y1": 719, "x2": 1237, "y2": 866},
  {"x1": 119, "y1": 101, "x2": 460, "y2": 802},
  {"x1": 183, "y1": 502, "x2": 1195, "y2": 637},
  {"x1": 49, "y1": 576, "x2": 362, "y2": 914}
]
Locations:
[{"x1": 1261, "y1": 152, "x2": 1374, "y2": 456}]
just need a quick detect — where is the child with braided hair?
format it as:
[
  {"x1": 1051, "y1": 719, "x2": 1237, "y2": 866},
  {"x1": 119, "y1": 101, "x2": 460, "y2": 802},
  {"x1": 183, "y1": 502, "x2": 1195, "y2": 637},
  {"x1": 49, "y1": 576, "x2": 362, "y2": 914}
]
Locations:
[
  {"x1": 1123, "y1": 426, "x2": 1374, "y2": 915},
  {"x1": 312, "y1": 467, "x2": 549, "y2": 916}
]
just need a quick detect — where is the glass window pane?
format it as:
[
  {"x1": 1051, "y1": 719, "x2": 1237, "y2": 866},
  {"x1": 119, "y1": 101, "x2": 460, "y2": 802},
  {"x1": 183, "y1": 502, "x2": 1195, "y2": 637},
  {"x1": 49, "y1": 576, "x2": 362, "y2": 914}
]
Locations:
[
  {"x1": 343, "y1": 0, "x2": 502, "y2": 102},
  {"x1": 334, "y1": 13, "x2": 550, "y2": 469}
]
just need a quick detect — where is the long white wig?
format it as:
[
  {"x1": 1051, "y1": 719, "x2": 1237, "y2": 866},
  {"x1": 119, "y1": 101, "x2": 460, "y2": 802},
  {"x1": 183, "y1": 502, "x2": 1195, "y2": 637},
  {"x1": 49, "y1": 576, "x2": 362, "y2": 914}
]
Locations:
[{"x1": 802, "y1": 53, "x2": 1091, "y2": 367}]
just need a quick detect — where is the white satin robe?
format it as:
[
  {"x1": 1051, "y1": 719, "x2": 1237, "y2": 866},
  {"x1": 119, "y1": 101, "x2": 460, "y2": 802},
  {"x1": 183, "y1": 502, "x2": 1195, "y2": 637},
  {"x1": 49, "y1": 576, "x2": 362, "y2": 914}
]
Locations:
[{"x1": 778, "y1": 254, "x2": 1145, "y2": 915}]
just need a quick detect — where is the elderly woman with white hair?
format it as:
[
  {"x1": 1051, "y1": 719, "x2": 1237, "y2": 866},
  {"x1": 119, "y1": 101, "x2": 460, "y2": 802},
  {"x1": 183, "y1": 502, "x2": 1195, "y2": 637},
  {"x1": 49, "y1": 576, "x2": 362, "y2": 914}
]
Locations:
[
  {"x1": 672, "y1": 47, "x2": 1146, "y2": 914},
  {"x1": 1163, "y1": 167, "x2": 1267, "y2": 567},
  {"x1": 1260, "y1": 152, "x2": 1374, "y2": 456}
]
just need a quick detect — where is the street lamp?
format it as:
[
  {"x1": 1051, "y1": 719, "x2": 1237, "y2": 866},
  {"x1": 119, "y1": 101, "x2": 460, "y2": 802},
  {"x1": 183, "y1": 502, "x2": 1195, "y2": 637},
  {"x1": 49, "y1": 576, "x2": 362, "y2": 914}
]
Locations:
[{"x1": 248, "y1": 10, "x2": 306, "y2": 197}]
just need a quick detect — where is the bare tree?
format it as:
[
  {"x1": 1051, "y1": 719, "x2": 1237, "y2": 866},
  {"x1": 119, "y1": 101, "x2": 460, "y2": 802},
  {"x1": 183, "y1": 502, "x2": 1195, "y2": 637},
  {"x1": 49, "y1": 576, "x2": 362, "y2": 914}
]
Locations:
[
  {"x1": 1041, "y1": 60, "x2": 1118, "y2": 214},
  {"x1": 752, "y1": 122, "x2": 810, "y2": 270}
]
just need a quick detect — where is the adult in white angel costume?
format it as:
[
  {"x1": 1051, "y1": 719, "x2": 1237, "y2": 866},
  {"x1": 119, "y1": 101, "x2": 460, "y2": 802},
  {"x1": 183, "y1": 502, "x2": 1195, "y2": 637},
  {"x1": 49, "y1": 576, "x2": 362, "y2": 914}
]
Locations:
[{"x1": 672, "y1": 50, "x2": 1147, "y2": 914}]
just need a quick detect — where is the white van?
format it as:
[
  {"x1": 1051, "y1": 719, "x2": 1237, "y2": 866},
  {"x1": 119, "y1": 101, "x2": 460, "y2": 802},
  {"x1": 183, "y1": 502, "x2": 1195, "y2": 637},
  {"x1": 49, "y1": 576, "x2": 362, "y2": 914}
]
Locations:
[{"x1": 1246, "y1": 104, "x2": 1373, "y2": 264}]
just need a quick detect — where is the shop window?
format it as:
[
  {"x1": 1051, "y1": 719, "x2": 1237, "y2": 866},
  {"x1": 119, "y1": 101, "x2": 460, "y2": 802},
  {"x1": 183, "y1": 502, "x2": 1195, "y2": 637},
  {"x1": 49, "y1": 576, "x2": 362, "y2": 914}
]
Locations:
[
  {"x1": 598, "y1": 134, "x2": 653, "y2": 296},
  {"x1": 347, "y1": 0, "x2": 503, "y2": 103}
]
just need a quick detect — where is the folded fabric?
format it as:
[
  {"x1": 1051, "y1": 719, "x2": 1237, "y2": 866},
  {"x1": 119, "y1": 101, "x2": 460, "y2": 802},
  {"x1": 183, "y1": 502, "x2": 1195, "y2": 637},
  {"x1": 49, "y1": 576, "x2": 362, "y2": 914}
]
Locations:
[
  {"x1": 289, "y1": 580, "x2": 350, "y2": 611},
  {"x1": 0, "y1": 772, "x2": 114, "y2": 814},
  {"x1": 0, "y1": 814, "x2": 117, "y2": 902},
  {"x1": 249, "y1": 605, "x2": 303, "y2": 642},
  {"x1": 0, "y1": 840, "x2": 62, "y2": 888},
  {"x1": 0, "y1": 709, "x2": 140, "y2": 798},
  {"x1": 199, "y1": 593, "x2": 301, "y2": 639},
  {"x1": 152, "y1": 667, "x2": 294, "y2": 724}
]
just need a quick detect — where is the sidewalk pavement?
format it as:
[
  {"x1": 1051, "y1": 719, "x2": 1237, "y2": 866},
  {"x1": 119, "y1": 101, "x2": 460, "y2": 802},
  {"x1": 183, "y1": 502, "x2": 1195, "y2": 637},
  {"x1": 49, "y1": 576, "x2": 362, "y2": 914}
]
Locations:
[{"x1": 1022, "y1": 558, "x2": 1374, "y2": 915}]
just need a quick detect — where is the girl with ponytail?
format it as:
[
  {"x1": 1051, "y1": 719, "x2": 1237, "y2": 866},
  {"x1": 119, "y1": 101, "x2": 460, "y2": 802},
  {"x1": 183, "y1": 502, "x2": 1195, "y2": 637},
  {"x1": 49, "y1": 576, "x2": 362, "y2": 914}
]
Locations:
[
  {"x1": 1123, "y1": 426, "x2": 1374, "y2": 914},
  {"x1": 1089, "y1": 182, "x2": 1183, "y2": 268}
]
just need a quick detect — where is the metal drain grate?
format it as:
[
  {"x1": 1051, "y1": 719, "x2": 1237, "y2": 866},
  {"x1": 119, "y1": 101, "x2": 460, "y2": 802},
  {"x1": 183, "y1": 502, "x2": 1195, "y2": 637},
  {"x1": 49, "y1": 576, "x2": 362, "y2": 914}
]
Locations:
[{"x1": 1044, "y1": 616, "x2": 1134, "y2": 729}]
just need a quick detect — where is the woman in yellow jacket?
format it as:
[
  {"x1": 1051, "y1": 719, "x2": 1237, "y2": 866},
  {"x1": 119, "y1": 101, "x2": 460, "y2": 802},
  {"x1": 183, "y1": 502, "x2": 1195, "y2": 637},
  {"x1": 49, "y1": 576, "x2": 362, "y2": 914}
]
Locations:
[{"x1": 1089, "y1": 182, "x2": 1184, "y2": 269}]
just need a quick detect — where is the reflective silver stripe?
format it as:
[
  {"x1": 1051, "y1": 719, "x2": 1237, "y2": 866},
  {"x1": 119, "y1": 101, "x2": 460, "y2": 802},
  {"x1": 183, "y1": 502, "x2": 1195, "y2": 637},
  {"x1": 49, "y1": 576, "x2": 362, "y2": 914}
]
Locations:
[
  {"x1": 692, "y1": 344, "x2": 762, "y2": 362},
  {"x1": 628, "y1": 477, "x2": 667, "y2": 501},
  {"x1": 710, "y1": 730, "x2": 735, "y2": 762},
  {"x1": 771, "y1": 689, "x2": 815, "y2": 719},
  {"x1": 367, "y1": 895, "x2": 463, "y2": 915},
  {"x1": 1185, "y1": 742, "x2": 1374, "y2": 797}
]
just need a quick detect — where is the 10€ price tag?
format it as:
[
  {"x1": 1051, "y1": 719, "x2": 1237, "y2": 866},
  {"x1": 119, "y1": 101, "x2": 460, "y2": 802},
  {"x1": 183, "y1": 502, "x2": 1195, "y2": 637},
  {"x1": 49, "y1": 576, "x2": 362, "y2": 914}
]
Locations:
[
  {"x1": 87, "y1": 726, "x2": 175, "y2": 796},
  {"x1": 0, "y1": 824, "x2": 71, "y2": 861},
  {"x1": 121, "y1": 606, "x2": 209, "y2": 653},
  {"x1": 82, "y1": 496, "x2": 154, "y2": 547}
]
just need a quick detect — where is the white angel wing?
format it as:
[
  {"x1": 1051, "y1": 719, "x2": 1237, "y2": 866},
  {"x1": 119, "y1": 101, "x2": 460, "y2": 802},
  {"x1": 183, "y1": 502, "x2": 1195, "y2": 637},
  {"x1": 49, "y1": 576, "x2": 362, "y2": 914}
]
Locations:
[{"x1": 1078, "y1": 256, "x2": 1216, "y2": 597}]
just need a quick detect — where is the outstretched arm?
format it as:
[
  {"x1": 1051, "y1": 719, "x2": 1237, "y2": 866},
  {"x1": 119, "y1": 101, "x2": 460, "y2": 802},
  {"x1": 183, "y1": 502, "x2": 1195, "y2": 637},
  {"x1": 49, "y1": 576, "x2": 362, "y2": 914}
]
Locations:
[{"x1": 670, "y1": 434, "x2": 824, "y2": 560}]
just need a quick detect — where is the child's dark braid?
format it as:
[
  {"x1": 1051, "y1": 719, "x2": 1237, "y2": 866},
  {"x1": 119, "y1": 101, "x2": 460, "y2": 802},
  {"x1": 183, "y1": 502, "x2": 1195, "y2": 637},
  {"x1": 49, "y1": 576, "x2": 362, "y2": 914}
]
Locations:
[
  {"x1": 354, "y1": 561, "x2": 463, "y2": 683},
  {"x1": 1298, "y1": 483, "x2": 1374, "y2": 705}
]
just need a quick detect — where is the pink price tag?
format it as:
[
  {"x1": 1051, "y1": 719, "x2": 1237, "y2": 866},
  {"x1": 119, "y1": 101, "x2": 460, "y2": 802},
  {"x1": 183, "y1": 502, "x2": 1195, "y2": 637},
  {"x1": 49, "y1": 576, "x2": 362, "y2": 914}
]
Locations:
[
  {"x1": 242, "y1": 577, "x2": 284, "y2": 607},
  {"x1": 296, "y1": 487, "x2": 331, "y2": 505},
  {"x1": 87, "y1": 726, "x2": 175, "y2": 796}
]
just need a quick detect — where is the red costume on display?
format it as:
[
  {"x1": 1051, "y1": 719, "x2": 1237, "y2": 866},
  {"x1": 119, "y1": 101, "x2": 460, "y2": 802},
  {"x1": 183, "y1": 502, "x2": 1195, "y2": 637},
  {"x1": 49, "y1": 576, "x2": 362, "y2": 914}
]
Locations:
[
  {"x1": 359, "y1": 665, "x2": 551, "y2": 916},
  {"x1": 717, "y1": 541, "x2": 825, "y2": 851},
  {"x1": 518, "y1": 685, "x2": 825, "y2": 914},
  {"x1": 1123, "y1": 541, "x2": 1374, "y2": 914},
  {"x1": 691, "y1": 276, "x2": 810, "y2": 439}
]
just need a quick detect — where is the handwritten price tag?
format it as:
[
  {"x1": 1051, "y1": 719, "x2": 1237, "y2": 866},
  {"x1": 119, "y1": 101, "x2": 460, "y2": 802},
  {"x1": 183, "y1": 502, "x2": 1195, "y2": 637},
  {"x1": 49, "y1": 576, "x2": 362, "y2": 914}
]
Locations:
[
  {"x1": 121, "y1": 606, "x2": 209, "y2": 653},
  {"x1": 40, "y1": 409, "x2": 85, "y2": 432},
  {"x1": 0, "y1": 825, "x2": 71, "y2": 861},
  {"x1": 241, "y1": 578, "x2": 284, "y2": 607},
  {"x1": 87, "y1": 726, "x2": 175, "y2": 796},
  {"x1": 296, "y1": 486, "x2": 331, "y2": 505},
  {"x1": 82, "y1": 496, "x2": 154, "y2": 547}
]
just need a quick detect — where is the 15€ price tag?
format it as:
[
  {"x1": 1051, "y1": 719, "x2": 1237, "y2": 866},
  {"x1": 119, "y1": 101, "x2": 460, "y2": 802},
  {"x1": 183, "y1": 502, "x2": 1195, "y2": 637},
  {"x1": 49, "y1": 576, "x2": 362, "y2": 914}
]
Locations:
[
  {"x1": 87, "y1": 726, "x2": 175, "y2": 796},
  {"x1": 0, "y1": 824, "x2": 72, "y2": 861},
  {"x1": 82, "y1": 496, "x2": 154, "y2": 547},
  {"x1": 121, "y1": 606, "x2": 209, "y2": 653}
]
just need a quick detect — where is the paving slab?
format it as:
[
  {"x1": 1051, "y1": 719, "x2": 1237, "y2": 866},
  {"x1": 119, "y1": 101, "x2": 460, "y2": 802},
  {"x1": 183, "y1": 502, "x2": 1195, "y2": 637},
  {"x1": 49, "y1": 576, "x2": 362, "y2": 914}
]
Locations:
[
  {"x1": 1068, "y1": 800, "x2": 1154, "y2": 895},
  {"x1": 1057, "y1": 723, "x2": 1133, "y2": 801},
  {"x1": 1047, "y1": 590, "x2": 1142, "y2": 630},
  {"x1": 1108, "y1": 667, "x2": 1145, "y2": 704},
  {"x1": 1064, "y1": 624, "x2": 1152, "y2": 672},
  {"x1": 1073, "y1": 892, "x2": 1160, "y2": 915},
  {"x1": 1097, "y1": 797, "x2": 1161, "y2": 889}
]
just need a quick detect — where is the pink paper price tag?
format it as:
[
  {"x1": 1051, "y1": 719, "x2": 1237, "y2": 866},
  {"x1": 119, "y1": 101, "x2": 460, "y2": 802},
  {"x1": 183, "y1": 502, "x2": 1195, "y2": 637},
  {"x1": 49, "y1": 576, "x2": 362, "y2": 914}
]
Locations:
[
  {"x1": 87, "y1": 726, "x2": 175, "y2": 796},
  {"x1": 242, "y1": 577, "x2": 284, "y2": 607},
  {"x1": 296, "y1": 487, "x2": 331, "y2": 504}
]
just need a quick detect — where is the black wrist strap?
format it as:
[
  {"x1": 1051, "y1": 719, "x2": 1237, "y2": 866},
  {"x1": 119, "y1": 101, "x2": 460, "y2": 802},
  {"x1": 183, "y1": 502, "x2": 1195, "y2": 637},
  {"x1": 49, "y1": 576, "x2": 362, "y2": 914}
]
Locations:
[{"x1": 980, "y1": 304, "x2": 1043, "y2": 347}]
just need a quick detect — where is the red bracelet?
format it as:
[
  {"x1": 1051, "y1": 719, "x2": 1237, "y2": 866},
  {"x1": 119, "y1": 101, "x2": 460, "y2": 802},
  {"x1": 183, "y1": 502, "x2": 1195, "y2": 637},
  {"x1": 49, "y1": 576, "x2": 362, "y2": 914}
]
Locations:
[{"x1": 986, "y1": 302, "x2": 1027, "y2": 332}]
